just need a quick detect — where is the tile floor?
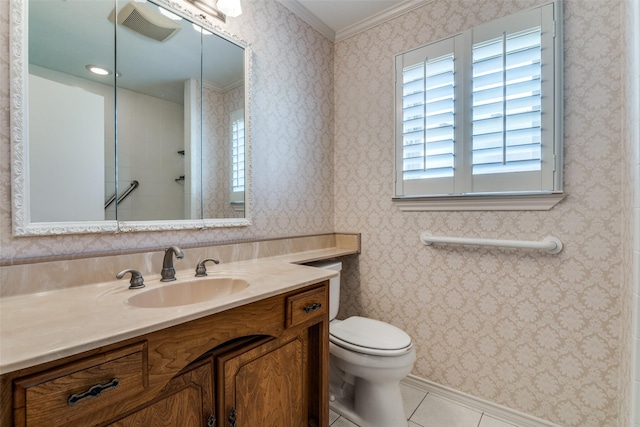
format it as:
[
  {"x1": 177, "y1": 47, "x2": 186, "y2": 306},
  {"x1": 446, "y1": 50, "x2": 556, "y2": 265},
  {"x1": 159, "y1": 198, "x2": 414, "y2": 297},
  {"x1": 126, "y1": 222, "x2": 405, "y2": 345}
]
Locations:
[{"x1": 328, "y1": 383, "x2": 519, "y2": 427}]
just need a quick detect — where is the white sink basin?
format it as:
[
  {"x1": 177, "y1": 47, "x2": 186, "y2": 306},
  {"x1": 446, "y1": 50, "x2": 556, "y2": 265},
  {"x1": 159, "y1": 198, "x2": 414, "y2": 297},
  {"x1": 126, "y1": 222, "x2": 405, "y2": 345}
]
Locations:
[{"x1": 127, "y1": 277, "x2": 250, "y2": 308}]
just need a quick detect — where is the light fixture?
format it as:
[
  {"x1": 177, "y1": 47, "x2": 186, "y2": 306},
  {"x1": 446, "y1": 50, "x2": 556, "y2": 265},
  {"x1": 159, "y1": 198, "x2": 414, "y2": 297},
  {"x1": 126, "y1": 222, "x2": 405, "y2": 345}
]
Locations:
[
  {"x1": 185, "y1": 0, "x2": 241, "y2": 22},
  {"x1": 86, "y1": 65, "x2": 112, "y2": 76},
  {"x1": 216, "y1": 0, "x2": 242, "y2": 17},
  {"x1": 185, "y1": 0, "x2": 226, "y2": 22}
]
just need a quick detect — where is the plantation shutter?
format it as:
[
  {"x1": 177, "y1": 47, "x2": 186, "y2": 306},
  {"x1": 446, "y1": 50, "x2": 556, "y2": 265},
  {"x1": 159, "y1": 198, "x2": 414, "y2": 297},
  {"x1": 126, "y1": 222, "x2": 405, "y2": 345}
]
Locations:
[
  {"x1": 468, "y1": 4, "x2": 557, "y2": 193},
  {"x1": 396, "y1": 35, "x2": 463, "y2": 196},
  {"x1": 230, "y1": 109, "x2": 245, "y2": 201},
  {"x1": 402, "y1": 54, "x2": 455, "y2": 180},
  {"x1": 471, "y1": 28, "x2": 542, "y2": 175},
  {"x1": 395, "y1": 3, "x2": 559, "y2": 199}
]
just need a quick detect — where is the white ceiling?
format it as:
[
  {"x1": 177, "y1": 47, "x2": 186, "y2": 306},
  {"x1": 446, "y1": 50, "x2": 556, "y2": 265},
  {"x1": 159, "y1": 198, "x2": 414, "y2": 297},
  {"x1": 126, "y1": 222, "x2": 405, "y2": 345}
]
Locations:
[
  {"x1": 277, "y1": 0, "x2": 428, "y2": 42},
  {"x1": 297, "y1": 0, "x2": 404, "y2": 32},
  {"x1": 30, "y1": 1, "x2": 244, "y2": 104}
]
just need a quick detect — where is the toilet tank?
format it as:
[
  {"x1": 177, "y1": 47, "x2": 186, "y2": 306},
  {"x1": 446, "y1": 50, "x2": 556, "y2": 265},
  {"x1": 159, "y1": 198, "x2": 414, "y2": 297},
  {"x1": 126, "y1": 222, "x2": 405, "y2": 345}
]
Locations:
[{"x1": 306, "y1": 261, "x2": 342, "y2": 321}]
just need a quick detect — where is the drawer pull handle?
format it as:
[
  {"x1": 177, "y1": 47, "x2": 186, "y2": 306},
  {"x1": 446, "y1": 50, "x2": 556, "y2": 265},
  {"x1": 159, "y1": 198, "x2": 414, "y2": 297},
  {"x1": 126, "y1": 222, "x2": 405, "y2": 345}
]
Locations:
[
  {"x1": 67, "y1": 378, "x2": 120, "y2": 406},
  {"x1": 303, "y1": 302, "x2": 322, "y2": 313}
]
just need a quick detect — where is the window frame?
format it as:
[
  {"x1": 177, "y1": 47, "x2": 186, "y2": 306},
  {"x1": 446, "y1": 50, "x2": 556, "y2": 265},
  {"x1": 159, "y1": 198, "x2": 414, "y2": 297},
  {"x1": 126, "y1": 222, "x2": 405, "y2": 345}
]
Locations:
[
  {"x1": 230, "y1": 108, "x2": 245, "y2": 206},
  {"x1": 393, "y1": 1, "x2": 563, "y2": 211}
]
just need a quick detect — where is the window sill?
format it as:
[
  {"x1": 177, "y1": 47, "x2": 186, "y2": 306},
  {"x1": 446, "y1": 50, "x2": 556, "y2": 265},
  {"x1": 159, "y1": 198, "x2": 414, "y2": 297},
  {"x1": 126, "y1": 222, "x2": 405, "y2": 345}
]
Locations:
[{"x1": 392, "y1": 193, "x2": 565, "y2": 211}]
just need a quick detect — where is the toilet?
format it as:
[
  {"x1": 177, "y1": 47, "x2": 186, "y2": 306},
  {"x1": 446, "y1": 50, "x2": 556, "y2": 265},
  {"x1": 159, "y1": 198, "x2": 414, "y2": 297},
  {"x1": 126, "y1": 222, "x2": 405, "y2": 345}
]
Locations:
[{"x1": 309, "y1": 261, "x2": 416, "y2": 427}]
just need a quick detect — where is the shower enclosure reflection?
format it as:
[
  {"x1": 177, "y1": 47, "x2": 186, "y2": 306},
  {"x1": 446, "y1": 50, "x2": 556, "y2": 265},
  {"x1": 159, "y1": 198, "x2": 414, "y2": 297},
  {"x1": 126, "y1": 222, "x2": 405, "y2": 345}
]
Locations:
[{"x1": 14, "y1": 0, "x2": 250, "y2": 235}]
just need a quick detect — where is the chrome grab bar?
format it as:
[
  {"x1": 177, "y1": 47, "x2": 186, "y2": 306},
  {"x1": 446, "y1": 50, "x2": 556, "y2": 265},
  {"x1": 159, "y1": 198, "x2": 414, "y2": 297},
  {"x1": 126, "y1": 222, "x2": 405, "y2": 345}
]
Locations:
[{"x1": 104, "y1": 180, "x2": 139, "y2": 209}]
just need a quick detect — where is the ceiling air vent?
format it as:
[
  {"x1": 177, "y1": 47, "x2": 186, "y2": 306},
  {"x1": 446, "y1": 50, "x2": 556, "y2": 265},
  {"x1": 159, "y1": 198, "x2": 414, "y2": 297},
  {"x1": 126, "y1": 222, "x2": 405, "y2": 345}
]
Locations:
[{"x1": 110, "y1": 2, "x2": 181, "y2": 42}]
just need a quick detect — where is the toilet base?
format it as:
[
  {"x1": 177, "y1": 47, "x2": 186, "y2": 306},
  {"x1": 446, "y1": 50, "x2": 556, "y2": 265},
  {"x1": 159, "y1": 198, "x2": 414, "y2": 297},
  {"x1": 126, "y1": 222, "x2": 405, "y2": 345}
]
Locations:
[
  {"x1": 328, "y1": 341, "x2": 415, "y2": 427},
  {"x1": 329, "y1": 380, "x2": 408, "y2": 427},
  {"x1": 329, "y1": 395, "x2": 365, "y2": 427},
  {"x1": 329, "y1": 371, "x2": 409, "y2": 427}
]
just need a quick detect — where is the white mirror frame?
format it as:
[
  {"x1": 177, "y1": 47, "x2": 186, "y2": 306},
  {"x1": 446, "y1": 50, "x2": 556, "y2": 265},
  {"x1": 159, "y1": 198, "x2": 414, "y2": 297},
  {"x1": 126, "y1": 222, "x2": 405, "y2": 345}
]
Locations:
[{"x1": 9, "y1": 0, "x2": 252, "y2": 236}]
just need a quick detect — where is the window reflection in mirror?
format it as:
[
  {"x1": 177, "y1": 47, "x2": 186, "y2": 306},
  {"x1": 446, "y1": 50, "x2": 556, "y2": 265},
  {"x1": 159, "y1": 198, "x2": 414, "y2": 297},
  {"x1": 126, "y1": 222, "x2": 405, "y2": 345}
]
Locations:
[
  {"x1": 26, "y1": 0, "x2": 246, "y2": 224},
  {"x1": 201, "y1": 22, "x2": 245, "y2": 219}
]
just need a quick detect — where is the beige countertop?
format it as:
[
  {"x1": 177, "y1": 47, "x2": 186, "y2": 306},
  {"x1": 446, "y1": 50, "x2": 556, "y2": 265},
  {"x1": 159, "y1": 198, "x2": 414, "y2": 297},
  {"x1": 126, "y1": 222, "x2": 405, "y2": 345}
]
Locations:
[{"x1": 0, "y1": 247, "x2": 352, "y2": 375}]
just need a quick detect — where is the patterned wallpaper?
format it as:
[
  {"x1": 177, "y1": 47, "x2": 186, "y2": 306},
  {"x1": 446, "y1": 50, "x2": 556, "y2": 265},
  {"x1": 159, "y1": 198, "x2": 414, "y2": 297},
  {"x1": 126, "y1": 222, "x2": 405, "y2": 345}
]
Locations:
[
  {"x1": 334, "y1": 0, "x2": 627, "y2": 426},
  {"x1": 0, "y1": 0, "x2": 335, "y2": 261},
  {"x1": 622, "y1": 0, "x2": 640, "y2": 423},
  {"x1": 202, "y1": 83, "x2": 245, "y2": 219}
]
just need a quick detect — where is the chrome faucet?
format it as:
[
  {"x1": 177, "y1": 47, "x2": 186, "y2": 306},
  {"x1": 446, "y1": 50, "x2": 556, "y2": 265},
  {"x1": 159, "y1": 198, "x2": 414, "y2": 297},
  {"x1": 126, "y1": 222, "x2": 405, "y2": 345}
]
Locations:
[{"x1": 161, "y1": 246, "x2": 185, "y2": 282}]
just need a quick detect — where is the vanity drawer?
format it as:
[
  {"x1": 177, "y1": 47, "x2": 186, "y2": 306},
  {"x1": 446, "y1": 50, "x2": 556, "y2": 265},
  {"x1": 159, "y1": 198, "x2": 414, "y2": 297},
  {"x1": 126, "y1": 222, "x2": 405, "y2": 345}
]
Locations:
[
  {"x1": 13, "y1": 342, "x2": 147, "y2": 427},
  {"x1": 286, "y1": 285, "x2": 328, "y2": 328}
]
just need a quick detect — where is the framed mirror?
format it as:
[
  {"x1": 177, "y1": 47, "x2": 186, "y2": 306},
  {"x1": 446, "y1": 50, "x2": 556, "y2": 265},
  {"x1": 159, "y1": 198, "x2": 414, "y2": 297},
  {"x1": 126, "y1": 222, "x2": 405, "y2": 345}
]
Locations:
[{"x1": 10, "y1": 0, "x2": 252, "y2": 236}]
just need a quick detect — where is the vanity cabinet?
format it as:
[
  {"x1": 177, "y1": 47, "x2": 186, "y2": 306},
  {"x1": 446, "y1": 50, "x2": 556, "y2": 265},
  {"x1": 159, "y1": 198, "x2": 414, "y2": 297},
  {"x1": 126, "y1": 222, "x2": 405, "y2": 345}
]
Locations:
[
  {"x1": 216, "y1": 333, "x2": 308, "y2": 426},
  {"x1": 12, "y1": 342, "x2": 150, "y2": 426},
  {"x1": 108, "y1": 357, "x2": 215, "y2": 427},
  {"x1": 1, "y1": 281, "x2": 329, "y2": 427}
]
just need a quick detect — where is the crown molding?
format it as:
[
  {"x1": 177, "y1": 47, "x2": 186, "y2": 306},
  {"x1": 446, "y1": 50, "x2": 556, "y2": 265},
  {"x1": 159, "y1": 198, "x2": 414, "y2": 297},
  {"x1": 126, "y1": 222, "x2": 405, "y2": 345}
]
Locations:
[
  {"x1": 277, "y1": 0, "x2": 432, "y2": 43},
  {"x1": 277, "y1": 0, "x2": 336, "y2": 41},
  {"x1": 335, "y1": 0, "x2": 432, "y2": 42},
  {"x1": 203, "y1": 78, "x2": 244, "y2": 93}
]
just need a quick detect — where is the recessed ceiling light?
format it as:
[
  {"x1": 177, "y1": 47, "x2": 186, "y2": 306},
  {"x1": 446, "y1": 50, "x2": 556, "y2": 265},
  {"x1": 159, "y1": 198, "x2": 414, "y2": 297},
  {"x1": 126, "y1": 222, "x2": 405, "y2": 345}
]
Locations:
[{"x1": 86, "y1": 65, "x2": 112, "y2": 76}]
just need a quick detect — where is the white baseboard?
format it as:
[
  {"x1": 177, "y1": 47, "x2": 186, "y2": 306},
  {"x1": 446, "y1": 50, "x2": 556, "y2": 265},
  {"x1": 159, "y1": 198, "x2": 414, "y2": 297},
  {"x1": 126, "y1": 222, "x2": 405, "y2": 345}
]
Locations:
[{"x1": 401, "y1": 375, "x2": 564, "y2": 427}]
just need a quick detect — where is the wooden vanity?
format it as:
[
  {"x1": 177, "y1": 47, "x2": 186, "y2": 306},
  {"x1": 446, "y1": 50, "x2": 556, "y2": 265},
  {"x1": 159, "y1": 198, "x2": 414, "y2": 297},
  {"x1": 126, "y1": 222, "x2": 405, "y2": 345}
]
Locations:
[{"x1": 0, "y1": 281, "x2": 330, "y2": 426}]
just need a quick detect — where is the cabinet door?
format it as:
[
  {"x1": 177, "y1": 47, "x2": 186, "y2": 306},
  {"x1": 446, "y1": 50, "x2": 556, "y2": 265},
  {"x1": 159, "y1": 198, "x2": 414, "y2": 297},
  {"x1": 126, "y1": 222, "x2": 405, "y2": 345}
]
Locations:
[
  {"x1": 216, "y1": 333, "x2": 307, "y2": 427},
  {"x1": 105, "y1": 358, "x2": 215, "y2": 427}
]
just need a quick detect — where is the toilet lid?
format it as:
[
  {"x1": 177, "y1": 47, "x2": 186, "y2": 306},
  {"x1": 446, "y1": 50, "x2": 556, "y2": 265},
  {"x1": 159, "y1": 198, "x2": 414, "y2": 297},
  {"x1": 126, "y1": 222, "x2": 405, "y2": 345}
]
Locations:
[{"x1": 330, "y1": 316, "x2": 412, "y2": 356}]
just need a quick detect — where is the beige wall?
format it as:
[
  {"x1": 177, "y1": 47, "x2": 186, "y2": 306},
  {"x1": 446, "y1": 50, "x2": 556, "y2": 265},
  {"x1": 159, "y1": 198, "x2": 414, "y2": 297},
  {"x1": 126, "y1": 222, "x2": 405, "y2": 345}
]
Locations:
[
  {"x1": 0, "y1": 0, "x2": 335, "y2": 262},
  {"x1": 334, "y1": 0, "x2": 628, "y2": 426},
  {"x1": 624, "y1": 0, "x2": 640, "y2": 425}
]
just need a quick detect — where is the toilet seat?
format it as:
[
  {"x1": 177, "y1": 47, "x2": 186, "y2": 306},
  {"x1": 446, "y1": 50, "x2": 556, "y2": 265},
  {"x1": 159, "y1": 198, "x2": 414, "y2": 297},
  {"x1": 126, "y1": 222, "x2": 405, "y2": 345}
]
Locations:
[{"x1": 329, "y1": 316, "x2": 413, "y2": 357}]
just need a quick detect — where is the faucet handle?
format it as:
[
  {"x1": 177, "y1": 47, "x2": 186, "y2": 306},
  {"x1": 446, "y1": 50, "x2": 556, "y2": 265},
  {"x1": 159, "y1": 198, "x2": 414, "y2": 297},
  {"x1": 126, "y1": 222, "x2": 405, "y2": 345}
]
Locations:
[
  {"x1": 116, "y1": 269, "x2": 145, "y2": 289},
  {"x1": 195, "y1": 258, "x2": 220, "y2": 277}
]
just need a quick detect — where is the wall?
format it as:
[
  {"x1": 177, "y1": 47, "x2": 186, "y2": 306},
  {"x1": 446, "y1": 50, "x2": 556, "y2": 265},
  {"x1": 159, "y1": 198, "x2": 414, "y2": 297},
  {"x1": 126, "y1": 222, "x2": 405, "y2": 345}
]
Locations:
[
  {"x1": 334, "y1": 0, "x2": 627, "y2": 426},
  {"x1": 202, "y1": 83, "x2": 245, "y2": 219},
  {"x1": 0, "y1": 0, "x2": 335, "y2": 262},
  {"x1": 24, "y1": 64, "x2": 187, "y2": 222},
  {"x1": 625, "y1": 0, "x2": 640, "y2": 424},
  {"x1": 202, "y1": 83, "x2": 225, "y2": 218},
  {"x1": 115, "y1": 84, "x2": 185, "y2": 221},
  {"x1": 28, "y1": 74, "x2": 105, "y2": 222}
]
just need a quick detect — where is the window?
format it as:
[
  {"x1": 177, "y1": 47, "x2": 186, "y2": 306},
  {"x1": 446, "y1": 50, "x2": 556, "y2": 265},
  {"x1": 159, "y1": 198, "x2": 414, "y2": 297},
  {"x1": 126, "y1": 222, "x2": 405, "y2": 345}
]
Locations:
[
  {"x1": 394, "y1": 2, "x2": 563, "y2": 210},
  {"x1": 230, "y1": 109, "x2": 245, "y2": 204}
]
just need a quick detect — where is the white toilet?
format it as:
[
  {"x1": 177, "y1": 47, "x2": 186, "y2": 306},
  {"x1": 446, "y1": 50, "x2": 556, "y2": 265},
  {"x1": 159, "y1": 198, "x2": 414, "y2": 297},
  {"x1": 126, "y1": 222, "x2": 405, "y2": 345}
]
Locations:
[{"x1": 310, "y1": 261, "x2": 416, "y2": 427}]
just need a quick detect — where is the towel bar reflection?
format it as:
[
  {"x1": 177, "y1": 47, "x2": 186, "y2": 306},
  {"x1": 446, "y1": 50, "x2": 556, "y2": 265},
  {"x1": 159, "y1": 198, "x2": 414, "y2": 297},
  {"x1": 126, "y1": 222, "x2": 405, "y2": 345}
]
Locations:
[{"x1": 420, "y1": 232, "x2": 563, "y2": 254}]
